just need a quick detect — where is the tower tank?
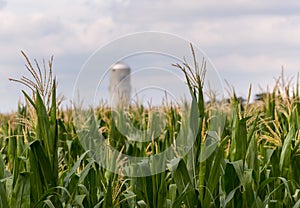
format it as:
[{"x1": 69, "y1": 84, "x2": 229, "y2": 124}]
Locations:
[{"x1": 109, "y1": 62, "x2": 131, "y2": 107}]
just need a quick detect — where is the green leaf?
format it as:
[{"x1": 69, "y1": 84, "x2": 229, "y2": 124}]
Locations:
[
  {"x1": 43, "y1": 199, "x2": 56, "y2": 208},
  {"x1": 221, "y1": 186, "x2": 240, "y2": 208},
  {"x1": 293, "y1": 198, "x2": 300, "y2": 208},
  {"x1": 171, "y1": 184, "x2": 191, "y2": 208},
  {"x1": 203, "y1": 143, "x2": 225, "y2": 206},
  {"x1": 64, "y1": 150, "x2": 90, "y2": 187},
  {"x1": 200, "y1": 131, "x2": 218, "y2": 162},
  {"x1": 137, "y1": 200, "x2": 148, "y2": 208},
  {"x1": 231, "y1": 160, "x2": 244, "y2": 184},
  {"x1": 10, "y1": 172, "x2": 30, "y2": 208},
  {"x1": 29, "y1": 140, "x2": 53, "y2": 188},
  {"x1": 103, "y1": 176, "x2": 113, "y2": 208},
  {"x1": 0, "y1": 180, "x2": 9, "y2": 208},
  {"x1": 22, "y1": 90, "x2": 36, "y2": 109},
  {"x1": 0, "y1": 154, "x2": 5, "y2": 180},
  {"x1": 168, "y1": 184, "x2": 177, "y2": 206},
  {"x1": 170, "y1": 158, "x2": 197, "y2": 208},
  {"x1": 279, "y1": 127, "x2": 294, "y2": 175},
  {"x1": 74, "y1": 195, "x2": 86, "y2": 207}
]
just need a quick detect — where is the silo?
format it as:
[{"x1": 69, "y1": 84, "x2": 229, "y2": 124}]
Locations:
[{"x1": 109, "y1": 62, "x2": 131, "y2": 107}]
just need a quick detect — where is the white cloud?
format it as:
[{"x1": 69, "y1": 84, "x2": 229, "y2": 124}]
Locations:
[
  {"x1": 0, "y1": 0, "x2": 6, "y2": 9},
  {"x1": 1, "y1": 0, "x2": 300, "y2": 112}
]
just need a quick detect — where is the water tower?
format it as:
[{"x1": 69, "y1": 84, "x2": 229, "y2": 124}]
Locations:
[{"x1": 109, "y1": 62, "x2": 131, "y2": 107}]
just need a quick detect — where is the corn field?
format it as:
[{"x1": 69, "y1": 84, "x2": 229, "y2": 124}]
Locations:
[{"x1": 0, "y1": 50, "x2": 300, "y2": 208}]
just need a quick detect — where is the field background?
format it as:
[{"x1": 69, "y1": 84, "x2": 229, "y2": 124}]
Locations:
[{"x1": 0, "y1": 53, "x2": 300, "y2": 208}]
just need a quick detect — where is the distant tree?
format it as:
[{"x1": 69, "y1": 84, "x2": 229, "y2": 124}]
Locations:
[{"x1": 255, "y1": 92, "x2": 271, "y2": 102}]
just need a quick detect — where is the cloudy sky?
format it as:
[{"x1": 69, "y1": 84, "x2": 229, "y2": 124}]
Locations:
[{"x1": 0, "y1": 0, "x2": 300, "y2": 112}]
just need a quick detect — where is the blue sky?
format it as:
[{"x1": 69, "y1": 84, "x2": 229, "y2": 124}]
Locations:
[{"x1": 0, "y1": 0, "x2": 300, "y2": 112}]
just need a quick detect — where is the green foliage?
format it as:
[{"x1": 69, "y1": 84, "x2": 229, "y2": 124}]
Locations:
[{"x1": 0, "y1": 50, "x2": 299, "y2": 207}]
